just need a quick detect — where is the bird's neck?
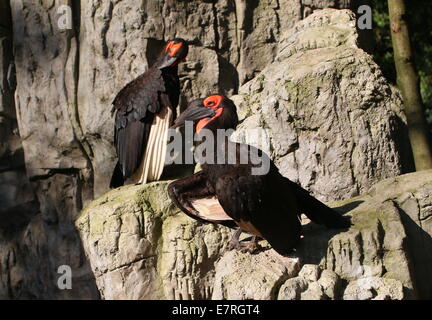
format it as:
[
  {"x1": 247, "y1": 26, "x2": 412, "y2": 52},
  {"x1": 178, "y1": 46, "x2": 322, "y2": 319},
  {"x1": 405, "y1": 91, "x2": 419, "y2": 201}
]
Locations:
[
  {"x1": 195, "y1": 132, "x2": 237, "y2": 168},
  {"x1": 160, "y1": 65, "x2": 178, "y2": 74}
]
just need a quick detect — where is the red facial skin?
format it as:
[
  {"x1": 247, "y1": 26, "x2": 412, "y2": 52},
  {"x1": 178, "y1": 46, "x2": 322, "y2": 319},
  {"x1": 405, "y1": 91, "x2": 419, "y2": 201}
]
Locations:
[{"x1": 196, "y1": 95, "x2": 224, "y2": 133}]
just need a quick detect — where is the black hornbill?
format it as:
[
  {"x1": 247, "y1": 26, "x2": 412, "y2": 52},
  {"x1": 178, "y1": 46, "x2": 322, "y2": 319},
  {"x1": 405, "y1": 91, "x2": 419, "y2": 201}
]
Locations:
[
  {"x1": 167, "y1": 94, "x2": 350, "y2": 255},
  {"x1": 110, "y1": 38, "x2": 189, "y2": 188}
]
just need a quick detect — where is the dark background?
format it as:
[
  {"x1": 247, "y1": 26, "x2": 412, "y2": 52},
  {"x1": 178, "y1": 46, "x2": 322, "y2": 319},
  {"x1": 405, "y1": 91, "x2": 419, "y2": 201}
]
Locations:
[{"x1": 372, "y1": 0, "x2": 432, "y2": 133}]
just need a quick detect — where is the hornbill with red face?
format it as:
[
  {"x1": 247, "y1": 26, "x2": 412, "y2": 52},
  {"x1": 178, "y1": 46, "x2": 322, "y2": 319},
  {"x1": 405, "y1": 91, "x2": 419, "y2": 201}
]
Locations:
[
  {"x1": 110, "y1": 38, "x2": 188, "y2": 188},
  {"x1": 168, "y1": 95, "x2": 350, "y2": 255}
]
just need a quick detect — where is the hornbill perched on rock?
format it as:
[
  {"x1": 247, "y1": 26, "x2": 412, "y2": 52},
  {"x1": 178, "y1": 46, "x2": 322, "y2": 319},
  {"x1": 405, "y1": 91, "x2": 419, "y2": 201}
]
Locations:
[
  {"x1": 168, "y1": 94, "x2": 350, "y2": 255},
  {"x1": 110, "y1": 38, "x2": 188, "y2": 188}
]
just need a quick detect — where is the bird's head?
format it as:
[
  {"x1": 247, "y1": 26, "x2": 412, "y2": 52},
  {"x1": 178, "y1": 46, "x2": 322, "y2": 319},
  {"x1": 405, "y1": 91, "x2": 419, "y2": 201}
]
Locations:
[
  {"x1": 156, "y1": 38, "x2": 189, "y2": 69},
  {"x1": 172, "y1": 94, "x2": 239, "y2": 133}
]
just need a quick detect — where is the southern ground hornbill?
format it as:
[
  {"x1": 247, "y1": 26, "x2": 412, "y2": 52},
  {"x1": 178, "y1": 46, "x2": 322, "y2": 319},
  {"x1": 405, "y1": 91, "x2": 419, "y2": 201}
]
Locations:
[
  {"x1": 168, "y1": 94, "x2": 350, "y2": 255},
  {"x1": 110, "y1": 38, "x2": 188, "y2": 188}
]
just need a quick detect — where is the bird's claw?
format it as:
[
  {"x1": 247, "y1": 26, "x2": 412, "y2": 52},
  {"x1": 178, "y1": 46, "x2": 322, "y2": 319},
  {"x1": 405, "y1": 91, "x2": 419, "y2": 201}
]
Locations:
[{"x1": 226, "y1": 238, "x2": 262, "y2": 254}]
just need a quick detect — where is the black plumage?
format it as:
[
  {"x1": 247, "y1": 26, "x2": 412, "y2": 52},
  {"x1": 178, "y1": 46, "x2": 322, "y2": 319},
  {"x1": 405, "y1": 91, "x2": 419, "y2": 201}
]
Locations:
[
  {"x1": 110, "y1": 38, "x2": 188, "y2": 188},
  {"x1": 168, "y1": 95, "x2": 350, "y2": 255}
]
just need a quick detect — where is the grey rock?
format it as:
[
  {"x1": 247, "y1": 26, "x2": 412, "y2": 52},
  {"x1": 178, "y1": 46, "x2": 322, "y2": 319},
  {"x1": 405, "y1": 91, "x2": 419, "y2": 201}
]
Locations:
[
  {"x1": 301, "y1": 282, "x2": 326, "y2": 300},
  {"x1": 77, "y1": 170, "x2": 432, "y2": 300},
  {"x1": 298, "y1": 264, "x2": 321, "y2": 282},
  {"x1": 231, "y1": 9, "x2": 413, "y2": 203},
  {"x1": 343, "y1": 277, "x2": 404, "y2": 300},
  {"x1": 279, "y1": 265, "x2": 341, "y2": 300},
  {"x1": 0, "y1": 0, "x2": 41, "y2": 299},
  {"x1": 318, "y1": 269, "x2": 342, "y2": 299},
  {"x1": 76, "y1": 182, "x2": 233, "y2": 300},
  {"x1": 278, "y1": 276, "x2": 309, "y2": 300},
  {"x1": 0, "y1": 0, "x2": 34, "y2": 214},
  {"x1": 212, "y1": 250, "x2": 301, "y2": 300},
  {"x1": 0, "y1": 2, "x2": 415, "y2": 300},
  {"x1": 0, "y1": 1, "x2": 363, "y2": 299}
]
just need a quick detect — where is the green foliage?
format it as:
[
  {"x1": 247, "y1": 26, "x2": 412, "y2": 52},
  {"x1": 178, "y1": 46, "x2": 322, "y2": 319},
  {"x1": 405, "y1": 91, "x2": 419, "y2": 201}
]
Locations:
[
  {"x1": 372, "y1": 1, "x2": 395, "y2": 83},
  {"x1": 372, "y1": 0, "x2": 432, "y2": 124}
]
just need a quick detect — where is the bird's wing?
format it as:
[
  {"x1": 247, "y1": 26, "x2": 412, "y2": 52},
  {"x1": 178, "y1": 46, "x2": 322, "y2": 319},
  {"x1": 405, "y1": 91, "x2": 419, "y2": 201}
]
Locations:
[
  {"x1": 167, "y1": 171, "x2": 237, "y2": 228},
  {"x1": 214, "y1": 169, "x2": 268, "y2": 236},
  {"x1": 112, "y1": 68, "x2": 166, "y2": 178},
  {"x1": 215, "y1": 166, "x2": 303, "y2": 255}
]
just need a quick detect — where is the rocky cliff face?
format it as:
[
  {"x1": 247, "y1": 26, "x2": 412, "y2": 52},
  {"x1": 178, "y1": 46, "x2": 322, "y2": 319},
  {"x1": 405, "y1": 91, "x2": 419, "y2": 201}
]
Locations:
[
  {"x1": 231, "y1": 9, "x2": 413, "y2": 202},
  {"x1": 76, "y1": 170, "x2": 432, "y2": 300},
  {"x1": 0, "y1": 1, "x2": 413, "y2": 299},
  {"x1": 74, "y1": 9, "x2": 431, "y2": 300}
]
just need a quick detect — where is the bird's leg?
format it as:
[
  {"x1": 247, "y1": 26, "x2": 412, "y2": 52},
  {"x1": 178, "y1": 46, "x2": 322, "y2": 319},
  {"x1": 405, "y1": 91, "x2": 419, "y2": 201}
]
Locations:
[
  {"x1": 227, "y1": 229, "x2": 261, "y2": 254},
  {"x1": 227, "y1": 227, "x2": 243, "y2": 251},
  {"x1": 239, "y1": 235, "x2": 261, "y2": 254}
]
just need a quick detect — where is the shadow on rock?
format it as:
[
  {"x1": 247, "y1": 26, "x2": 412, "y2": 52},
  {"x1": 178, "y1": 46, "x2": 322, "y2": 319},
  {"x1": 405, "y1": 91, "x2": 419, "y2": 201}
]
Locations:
[
  {"x1": 295, "y1": 200, "x2": 362, "y2": 265},
  {"x1": 397, "y1": 207, "x2": 432, "y2": 299}
]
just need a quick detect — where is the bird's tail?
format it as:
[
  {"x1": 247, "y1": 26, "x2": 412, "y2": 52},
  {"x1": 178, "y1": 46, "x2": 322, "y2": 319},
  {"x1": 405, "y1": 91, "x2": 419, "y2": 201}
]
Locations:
[
  {"x1": 288, "y1": 181, "x2": 350, "y2": 228},
  {"x1": 110, "y1": 162, "x2": 124, "y2": 188}
]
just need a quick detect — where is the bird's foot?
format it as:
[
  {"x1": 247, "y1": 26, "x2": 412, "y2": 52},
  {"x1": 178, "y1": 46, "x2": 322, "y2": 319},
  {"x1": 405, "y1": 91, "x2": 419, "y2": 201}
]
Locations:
[
  {"x1": 227, "y1": 236, "x2": 261, "y2": 254},
  {"x1": 239, "y1": 239, "x2": 262, "y2": 254},
  {"x1": 226, "y1": 228, "x2": 242, "y2": 252}
]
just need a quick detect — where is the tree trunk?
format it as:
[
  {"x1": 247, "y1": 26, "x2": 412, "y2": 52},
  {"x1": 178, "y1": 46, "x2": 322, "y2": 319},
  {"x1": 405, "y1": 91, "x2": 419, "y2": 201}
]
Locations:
[{"x1": 388, "y1": 0, "x2": 432, "y2": 170}]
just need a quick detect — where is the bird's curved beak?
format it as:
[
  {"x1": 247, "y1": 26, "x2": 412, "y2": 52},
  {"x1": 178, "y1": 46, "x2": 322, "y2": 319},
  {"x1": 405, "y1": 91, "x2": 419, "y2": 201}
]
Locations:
[
  {"x1": 171, "y1": 103, "x2": 216, "y2": 129},
  {"x1": 157, "y1": 55, "x2": 178, "y2": 69}
]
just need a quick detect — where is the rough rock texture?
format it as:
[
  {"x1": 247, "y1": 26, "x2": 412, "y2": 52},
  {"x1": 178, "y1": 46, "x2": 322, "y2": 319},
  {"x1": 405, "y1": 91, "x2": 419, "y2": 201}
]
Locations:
[
  {"x1": 231, "y1": 9, "x2": 413, "y2": 202},
  {"x1": 0, "y1": 2, "x2": 37, "y2": 221},
  {"x1": 77, "y1": 170, "x2": 432, "y2": 300},
  {"x1": 0, "y1": 0, "x2": 41, "y2": 299},
  {"x1": 343, "y1": 277, "x2": 404, "y2": 300},
  {"x1": 3, "y1": 0, "x2": 99, "y2": 299},
  {"x1": 76, "y1": 182, "x2": 233, "y2": 300},
  {"x1": 76, "y1": 0, "x2": 362, "y2": 196},
  {"x1": 0, "y1": 1, "x2": 372, "y2": 299}
]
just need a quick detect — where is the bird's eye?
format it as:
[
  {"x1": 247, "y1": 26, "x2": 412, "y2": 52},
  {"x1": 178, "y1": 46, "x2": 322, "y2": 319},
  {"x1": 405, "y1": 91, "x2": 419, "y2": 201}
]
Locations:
[{"x1": 203, "y1": 95, "x2": 222, "y2": 109}]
